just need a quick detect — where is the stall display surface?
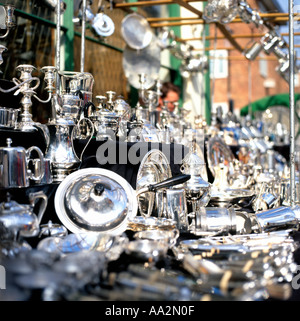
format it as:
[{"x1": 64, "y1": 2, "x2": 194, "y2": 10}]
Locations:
[{"x1": 0, "y1": 0, "x2": 300, "y2": 304}]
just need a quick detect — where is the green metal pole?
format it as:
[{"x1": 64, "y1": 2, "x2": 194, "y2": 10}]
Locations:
[
  {"x1": 63, "y1": 0, "x2": 74, "y2": 71},
  {"x1": 203, "y1": 2, "x2": 211, "y2": 125},
  {"x1": 168, "y1": 3, "x2": 183, "y2": 103}
]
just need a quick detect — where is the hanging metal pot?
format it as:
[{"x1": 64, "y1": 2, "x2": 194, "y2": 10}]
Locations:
[{"x1": 121, "y1": 13, "x2": 153, "y2": 50}]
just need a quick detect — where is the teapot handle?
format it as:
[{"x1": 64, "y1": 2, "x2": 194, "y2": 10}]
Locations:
[
  {"x1": 26, "y1": 146, "x2": 45, "y2": 181},
  {"x1": 29, "y1": 191, "x2": 48, "y2": 225}
]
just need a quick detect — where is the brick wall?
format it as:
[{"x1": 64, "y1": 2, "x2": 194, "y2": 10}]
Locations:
[{"x1": 210, "y1": 0, "x2": 300, "y2": 115}]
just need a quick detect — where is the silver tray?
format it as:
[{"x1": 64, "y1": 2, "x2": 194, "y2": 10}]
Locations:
[
  {"x1": 122, "y1": 39, "x2": 161, "y2": 89},
  {"x1": 121, "y1": 13, "x2": 153, "y2": 50},
  {"x1": 136, "y1": 149, "x2": 172, "y2": 217},
  {"x1": 206, "y1": 135, "x2": 235, "y2": 177},
  {"x1": 54, "y1": 168, "x2": 138, "y2": 235}
]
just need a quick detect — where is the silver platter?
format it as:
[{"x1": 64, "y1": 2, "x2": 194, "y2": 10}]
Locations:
[
  {"x1": 122, "y1": 39, "x2": 161, "y2": 89},
  {"x1": 121, "y1": 13, "x2": 153, "y2": 50},
  {"x1": 54, "y1": 168, "x2": 138, "y2": 235},
  {"x1": 136, "y1": 149, "x2": 172, "y2": 217}
]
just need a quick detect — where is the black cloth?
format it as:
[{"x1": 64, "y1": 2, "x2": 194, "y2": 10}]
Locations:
[{"x1": 74, "y1": 138, "x2": 189, "y2": 190}]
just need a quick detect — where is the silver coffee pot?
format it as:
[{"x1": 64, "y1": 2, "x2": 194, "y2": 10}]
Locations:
[
  {"x1": 45, "y1": 118, "x2": 81, "y2": 182},
  {"x1": 0, "y1": 138, "x2": 45, "y2": 188},
  {"x1": 0, "y1": 191, "x2": 48, "y2": 240}
]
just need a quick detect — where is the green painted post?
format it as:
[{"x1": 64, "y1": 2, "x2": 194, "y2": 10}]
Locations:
[
  {"x1": 204, "y1": 21, "x2": 211, "y2": 125},
  {"x1": 168, "y1": 3, "x2": 183, "y2": 104},
  {"x1": 202, "y1": 1, "x2": 211, "y2": 125},
  {"x1": 63, "y1": 0, "x2": 74, "y2": 71}
]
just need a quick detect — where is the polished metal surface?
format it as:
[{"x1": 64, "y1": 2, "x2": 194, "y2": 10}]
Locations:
[
  {"x1": 203, "y1": 0, "x2": 239, "y2": 24},
  {"x1": 289, "y1": 0, "x2": 296, "y2": 206},
  {"x1": 45, "y1": 120, "x2": 81, "y2": 182},
  {"x1": 92, "y1": 13, "x2": 115, "y2": 37},
  {"x1": 252, "y1": 206, "x2": 299, "y2": 233},
  {"x1": 206, "y1": 135, "x2": 235, "y2": 177},
  {"x1": 55, "y1": 168, "x2": 137, "y2": 235},
  {"x1": 0, "y1": 107, "x2": 19, "y2": 128},
  {"x1": 121, "y1": 13, "x2": 153, "y2": 50},
  {"x1": 192, "y1": 207, "x2": 237, "y2": 235},
  {"x1": 134, "y1": 229, "x2": 179, "y2": 248},
  {"x1": 0, "y1": 191, "x2": 47, "y2": 239},
  {"x1": 165, "y1": 188, "x2": 188, "y2": 232},
  {"x1": 136, "y1": 149, "x2": 172, "y2": 217},
  {"x1": 122, "y1": 41, "x2": 161, "y2": 89},
  {"x1": 0, "y1": 138, "x2": 45, "y2": 188}
]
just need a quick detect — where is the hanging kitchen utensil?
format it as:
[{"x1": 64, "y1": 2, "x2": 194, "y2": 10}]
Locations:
[
  {"x1": 92, "y1": 11, "x2": 114, "y2": 37},
  {"x1": 121, "y1": 13, "x2": 153, "y2": 50},
  {"x1": 122, "y1": 39, "x2": 161, "y2": 89}
]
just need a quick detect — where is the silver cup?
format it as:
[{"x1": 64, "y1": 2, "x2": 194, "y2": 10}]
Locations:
[
  {"x1": 165, "y1": 188, "x2": 188, "y2": 232},
  {"x1": 30, "y1": 158, "x2": 53, "y2": 185}
]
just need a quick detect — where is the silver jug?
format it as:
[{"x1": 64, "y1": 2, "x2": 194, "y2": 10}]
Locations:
[
  {"x1": 0, "y1": 138, "x2": 45, "y2": 188},
  {"x1": 45, "y1": 118, "x2": 81, "y2": 182}
]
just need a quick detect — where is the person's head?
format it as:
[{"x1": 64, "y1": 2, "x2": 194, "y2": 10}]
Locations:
[{"x1": 158, "y1": 82, "x2": 180, "y2": 113}]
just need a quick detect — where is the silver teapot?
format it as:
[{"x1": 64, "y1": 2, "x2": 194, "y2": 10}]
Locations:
[
  {"x1": 181, "y1": 146, "x2": 211, "y2": 209},
  {"x1": 0, "y1": 191, "x2": 48, "y2": 240},
  {"x1": 85, "y1": 96, "x2": 121, "y2": 141},
  {"x1": 0, "y1": 138, "x2": 45, "y2": 188},
  {"x1": 113, "y1": 96, "x2": 131, "y2": 121}
]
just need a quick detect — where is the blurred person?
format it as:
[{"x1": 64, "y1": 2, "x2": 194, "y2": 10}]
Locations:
[{"x1": 157, "y1": 82, "x2": 180, "y2": 113}]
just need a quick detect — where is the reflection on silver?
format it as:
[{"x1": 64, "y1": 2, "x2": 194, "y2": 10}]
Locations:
[
  {"x1": 0, "y1": 191, "x2": 47, "y2": 240},
  {"x1": 251, "y1": 206, "x2": 299, "y2": 233},
  {"x1": 122, "y1": 41, "x2": 161, "y2": 90},
  {"x1": 121, "y1": 13, "x2": 153, "y2": 50},
  {"x1": 55, "y1": 168, "x2": 138, "y2": 235},
  {"x1": 203, "y1": 0, "x2": 239, "y2": 24},
  {"x1": 165, "y1": 188, "x2": 188, "y2": 232},
  {"x1": 136, "y1": 149, "x2": 172, "y2": 217},
  {"x1": 206, "y1": 135, "x2": 235, "y2": 177},
  {"x1": 0, "y1": 138, "x2": 45, "y2": 188},
  {"x1": 126, "y1": 239, "x2": 169, "y2": 261},
  {"x1": 45, "y1": 119, "x2": 81, "y2": 182}
]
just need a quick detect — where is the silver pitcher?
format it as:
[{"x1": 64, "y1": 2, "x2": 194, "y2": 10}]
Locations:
[
  {"x1": 0, "y1": 138, "x2": 45, "y2": 188},
  {"x1": 44, "y1": 118, "x2": 81, "y2": 182}
]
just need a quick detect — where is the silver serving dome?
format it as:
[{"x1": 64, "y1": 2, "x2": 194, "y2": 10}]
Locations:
[{"x1": 55, "y1": 168, "x2": 137, "y2": 235}]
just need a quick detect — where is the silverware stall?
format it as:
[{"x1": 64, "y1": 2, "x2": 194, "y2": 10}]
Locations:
[{"x1": 1, "y1": 0, "x2": 300, "y2": 304}]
